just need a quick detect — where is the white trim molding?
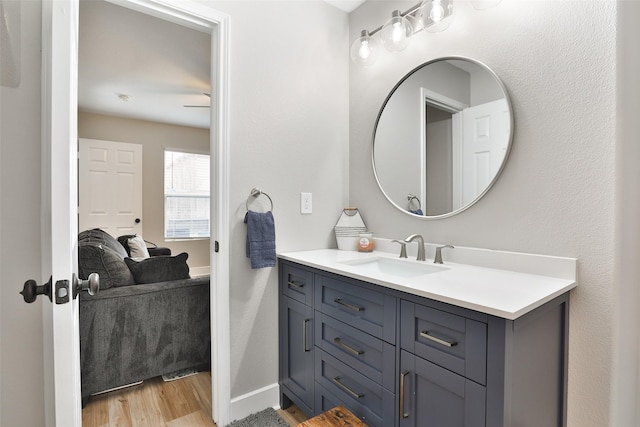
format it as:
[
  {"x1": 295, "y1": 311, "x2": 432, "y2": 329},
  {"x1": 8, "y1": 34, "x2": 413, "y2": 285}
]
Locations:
[{"x1": 230, "y1": 383, "x2": 281, "y2": 422}]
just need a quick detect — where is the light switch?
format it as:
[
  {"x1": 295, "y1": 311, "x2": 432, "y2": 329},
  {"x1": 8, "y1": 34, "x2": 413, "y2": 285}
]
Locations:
[{"x1": 301, "y1": 192, "x2": 312, "y2": 214}]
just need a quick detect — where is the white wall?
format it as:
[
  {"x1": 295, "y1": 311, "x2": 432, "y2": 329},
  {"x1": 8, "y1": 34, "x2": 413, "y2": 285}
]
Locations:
[
  {"x1": 204, "y1": 0, "x2": 350, "y2": 400},
  {"x1": 612, "y1": 1, "x2": 640, "y2": 425},
  {"x1": 0, "y1": 1, "x2": 46, "y2": 426},
  {"x1": 350, "y1": 1, "x2": 616, "y2": 426}
]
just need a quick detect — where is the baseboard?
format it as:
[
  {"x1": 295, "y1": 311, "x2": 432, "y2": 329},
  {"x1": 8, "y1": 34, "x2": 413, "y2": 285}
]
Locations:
[
  {"x1": 190, "y1": 266, "x2": 210, "y2": 277},
  {"x1": 230, "y1": 383, "x2": 280, "y2": 421}
]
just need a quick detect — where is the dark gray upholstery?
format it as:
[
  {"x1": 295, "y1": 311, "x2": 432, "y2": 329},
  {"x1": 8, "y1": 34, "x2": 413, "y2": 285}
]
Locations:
[
  {"x1": 79, "y1": 276, "x2": 211, "y2": 397},
  {"x1": 124, "y1": 252, "x2": 190, "y2": 284},
  {"x1": 77, "y1": 228, "x2": 211, "y2": 399}
]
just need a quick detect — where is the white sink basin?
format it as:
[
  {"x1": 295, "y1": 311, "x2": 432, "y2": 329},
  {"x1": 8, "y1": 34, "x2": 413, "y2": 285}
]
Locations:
[{"x1": 338, "y1": 257, "x2": 448, "y2": 278}]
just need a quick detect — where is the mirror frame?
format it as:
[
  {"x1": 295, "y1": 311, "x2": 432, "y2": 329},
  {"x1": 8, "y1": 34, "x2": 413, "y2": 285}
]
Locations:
[{"x1": 372, "y1": 56, "x2": 514, "y2": 219}]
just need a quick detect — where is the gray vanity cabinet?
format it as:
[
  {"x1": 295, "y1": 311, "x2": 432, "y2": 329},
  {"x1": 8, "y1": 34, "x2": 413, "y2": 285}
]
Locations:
[
  {"x1": 400, "y1": 350, "x2": 486, "y2": 427},
  {"x1": 279, "y1": 263, "x2": 315, "y2": 415},
  {"x1": 278, "y1": 259, "x2": 570, "y2": 427},
  {"x1": 400, "y1": 300, "x2": 487, "y2": 427}
]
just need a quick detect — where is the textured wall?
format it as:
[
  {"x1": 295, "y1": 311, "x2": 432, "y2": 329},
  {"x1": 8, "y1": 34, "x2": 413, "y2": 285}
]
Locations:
[
  {"x1": 350, "y1": 1, "x2": 616, "y2": 425},
  {"x1": 612, "y1": 1, "x2": 640, "y2": 425},
  {"x1": 205, "y1": 0, "x2": 350, "y2": 398},
  {"x1": 0, "y1": 1, "x2": 45, "y2": 426},
  {"x1": 78, "y1": 112, "x2": 211, "y2": 269}
]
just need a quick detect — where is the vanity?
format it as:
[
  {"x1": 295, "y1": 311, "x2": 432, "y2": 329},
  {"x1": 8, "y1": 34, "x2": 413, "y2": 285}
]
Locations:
[
  {"x1": 278, "y1": 248, "x2": 576, "y2": 427},
  {"x1": 277, "y1": 55, "x2": 575, "y2": 426}
]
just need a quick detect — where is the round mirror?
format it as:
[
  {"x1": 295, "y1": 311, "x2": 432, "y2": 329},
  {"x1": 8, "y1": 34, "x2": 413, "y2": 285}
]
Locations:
[{"x1": 372, "y1": 57, "x2": 513, "y2": 219}]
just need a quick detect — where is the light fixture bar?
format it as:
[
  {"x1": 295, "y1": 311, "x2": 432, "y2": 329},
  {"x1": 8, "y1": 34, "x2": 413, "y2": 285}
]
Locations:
[{"x1": 366, "y1": 1, "x2": 423, "y2": 37}]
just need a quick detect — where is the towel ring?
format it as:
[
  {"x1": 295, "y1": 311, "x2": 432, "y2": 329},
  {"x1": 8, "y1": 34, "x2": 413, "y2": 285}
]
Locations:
[
  {"x1": 246, "y1": 187, "x2": 274, "y2": 212},
  {"x1": 407, "y1": 194, "x2": 421, "y2": 210}
]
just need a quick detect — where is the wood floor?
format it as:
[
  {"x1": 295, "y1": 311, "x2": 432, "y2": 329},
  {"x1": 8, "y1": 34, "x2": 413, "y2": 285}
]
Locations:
[{"x1": 82, "y1": 372, "x2": 308, "y2": 427}]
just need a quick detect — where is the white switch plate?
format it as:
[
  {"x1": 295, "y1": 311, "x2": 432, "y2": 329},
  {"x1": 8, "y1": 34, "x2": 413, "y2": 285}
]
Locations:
[{"x1": 301, "y1": 192, "x2": 312, "y2": 214}]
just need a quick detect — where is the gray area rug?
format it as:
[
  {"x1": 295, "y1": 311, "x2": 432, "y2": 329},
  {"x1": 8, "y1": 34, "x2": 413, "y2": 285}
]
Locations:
[{"x1": 225, "y1": 407, "x2": 289, "y2": 427}]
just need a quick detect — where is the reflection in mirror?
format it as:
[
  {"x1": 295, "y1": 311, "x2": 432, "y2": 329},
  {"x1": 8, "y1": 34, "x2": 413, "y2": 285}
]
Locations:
[{"x1": 373, "y1": 57, "x2": 513, "y2": 219}]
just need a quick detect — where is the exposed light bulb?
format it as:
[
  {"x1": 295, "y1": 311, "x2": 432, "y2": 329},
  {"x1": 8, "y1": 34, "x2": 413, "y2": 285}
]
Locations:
[
  {"x1": 430, "y1": 0, "x2": 445, "y2": 22},
  {"x1": 420, "y1": 0, "x2": 454, "y2": 33},
  {"x1": 358, "y1": 40, "x2": 371, "y2": 59},
  {"x1": 350, "y1": 30, "x2": 379, "y2": 66},
  {"x1": 380, "y1": 10, "x2": 413, "y2": 52},
  {"x1": 392, "y1": 22, "x2": 403, "y2": 43}
]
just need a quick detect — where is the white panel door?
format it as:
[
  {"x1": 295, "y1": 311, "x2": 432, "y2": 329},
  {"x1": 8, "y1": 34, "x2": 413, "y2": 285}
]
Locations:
[
  {"x1": 78, "y1": 138, "x2": 143, "y2": 236},
  {"x1": 41, "y1": 0, "x2": 82, "y2": 425},
  {"x1": 459, "y1": 99, "x2": 509, "y2": 207}
]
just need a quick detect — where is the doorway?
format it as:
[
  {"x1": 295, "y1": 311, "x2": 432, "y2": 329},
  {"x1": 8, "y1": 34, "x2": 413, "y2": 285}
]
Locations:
[{"x1": 67, "y1": 0, "x2": 230, "y2": 425}]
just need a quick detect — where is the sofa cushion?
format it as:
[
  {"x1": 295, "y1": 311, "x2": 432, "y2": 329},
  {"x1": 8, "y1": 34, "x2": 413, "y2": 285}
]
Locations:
[
  {"x1": 78, "y1": 243, "x2": 136, "y2": 289},
  {"x1": 125, "y1": 252, "x2": 190, "y2": 284},
  {"x1": 127, "y1": 234, "x2": 150, "y2": 259},
  {"x1": 79, "y1": 228, "x2": 128, "y2": 259}
]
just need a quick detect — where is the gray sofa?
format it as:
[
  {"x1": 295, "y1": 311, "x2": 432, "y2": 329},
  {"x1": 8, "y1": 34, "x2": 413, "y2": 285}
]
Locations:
[{"x1": 77, "y1": 229, "x2": 210, "y2": 401}]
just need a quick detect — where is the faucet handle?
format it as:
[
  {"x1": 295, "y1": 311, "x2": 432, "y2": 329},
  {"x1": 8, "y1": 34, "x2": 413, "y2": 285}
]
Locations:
[
  {"x1": 434, "y1": 245, "x2": 454, "y2": 264},
  {"x1": 392, "y1": 240, "x2": 408, "y2": 258}
]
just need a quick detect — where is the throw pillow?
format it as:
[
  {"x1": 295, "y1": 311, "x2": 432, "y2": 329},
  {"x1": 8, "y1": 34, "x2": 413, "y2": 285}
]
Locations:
[
  {"x1": 125, "y1": 252, "x2": 190, "y2": 284},
  {"x1": 127, "y1": 234, "x2": 150, "y2": 259},
  {"x1": 78, "y1": 243, "x2": 136, "y2": 289},
  {"x1": 79, "y1": 228, "x2": 128, "y2": 259}
]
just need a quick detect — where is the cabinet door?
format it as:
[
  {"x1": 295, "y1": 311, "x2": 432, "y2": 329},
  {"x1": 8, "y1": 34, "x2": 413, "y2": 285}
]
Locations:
[
  {"x1": 400, "y1": 350, "x2": 485, "y2": 427},
  {"x1": 280, "y1": 296, "x2": 314, "y2": 415}
]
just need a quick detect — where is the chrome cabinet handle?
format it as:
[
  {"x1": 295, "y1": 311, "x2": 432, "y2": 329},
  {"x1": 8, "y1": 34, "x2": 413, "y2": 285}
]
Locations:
[
  {"x1": 420, "y1": 330, "x2": 458, "y2": 347},
  {"x1": 334, "y1": 298, "x2": 365, "y2": 312},
  {"x1": 400, "y1": 370, "x2": 409, "y2": 419},
  {"x1": 332, "y1": 376, "x2": 364, "y2": 399},
  {"x1": 303, "y1": 319, "x2": 311, "y2": 352},
  {"x1": 288, "y1": 280, "x2": 304, "y2": 289},
  {"x1": 334, "y1": 337, "x2": 364, "y2": 356}
]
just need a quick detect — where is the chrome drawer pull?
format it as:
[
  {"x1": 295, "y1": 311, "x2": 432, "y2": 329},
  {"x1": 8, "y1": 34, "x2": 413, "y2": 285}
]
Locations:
[
  {"x1": 332, "y1": 376, "x2": 364, "y2": 399},
  {"x1": 420, "y1": 330, "x2": 458, "y2": 348},
  {"x1": 334, "y1": 298, "x2": 365, "y2": 312},
  {"x1": 288, "y1": 281, "x2": 304, "y2": 289},
  {"x1": 400, "y1": 370, "x2": 409, "y2": 419},
  {"x1": 334, "y1": 337, "x2": 364, "y2": 356}
]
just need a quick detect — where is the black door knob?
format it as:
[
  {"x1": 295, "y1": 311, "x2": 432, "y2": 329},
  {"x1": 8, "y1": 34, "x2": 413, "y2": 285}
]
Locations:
[
  {"x1": 135, "y1": 218, "x2": 141, "y2": 224},
  {"x1": 20, "y1": 276, "x2": 53, "y2": 303}
]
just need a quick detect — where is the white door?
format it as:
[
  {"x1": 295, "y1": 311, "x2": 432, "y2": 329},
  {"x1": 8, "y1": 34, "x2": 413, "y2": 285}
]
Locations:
[
  {"x1": 41, "y1": 0, "x2": 83, "y2": 425},
  {"x1": 457, "y1": 98, "x2": 510, "y2": 207},
  {"x1": 42, "y1": 1, "x2": 232, "y2": 426},
  {"x1": 78, "y1": 138, "x2": 143, "y2": 236}
]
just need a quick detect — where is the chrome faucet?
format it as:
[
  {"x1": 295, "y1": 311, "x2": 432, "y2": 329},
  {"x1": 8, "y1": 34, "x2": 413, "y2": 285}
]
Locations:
[
  {"x1": 392, "y1": 240, "x2": 407, "y2": 258},
  {"x1": 434, "y1": 245, "x2": 454, "y2": 264},
  {"x1": 404, "y1": 234, "x2": 426, "y2": 261}
]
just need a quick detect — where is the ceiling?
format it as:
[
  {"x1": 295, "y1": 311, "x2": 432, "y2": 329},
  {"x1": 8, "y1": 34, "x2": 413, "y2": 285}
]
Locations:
[
  {"x1": 78, "y1": 1, "x2": 212, "y2": 129},
  {"x1": 78, "y1": 1, "x2": 365, "y2": 130}
]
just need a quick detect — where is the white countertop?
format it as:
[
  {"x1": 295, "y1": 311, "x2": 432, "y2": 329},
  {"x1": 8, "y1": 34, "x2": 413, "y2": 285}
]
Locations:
[{"x1": 278, "y1": 248, "x2": 577, "y2": 320}]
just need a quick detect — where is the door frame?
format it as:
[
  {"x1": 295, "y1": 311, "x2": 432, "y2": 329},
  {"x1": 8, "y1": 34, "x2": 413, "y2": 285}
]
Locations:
[{"x1": 42, "y1": 0, "x2": 232, "y2": 425}]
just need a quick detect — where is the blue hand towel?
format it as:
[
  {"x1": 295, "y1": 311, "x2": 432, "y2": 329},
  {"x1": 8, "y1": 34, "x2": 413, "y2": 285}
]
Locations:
[{"x1": 244, "y1": 210, "x2": 276, "y2": 269}]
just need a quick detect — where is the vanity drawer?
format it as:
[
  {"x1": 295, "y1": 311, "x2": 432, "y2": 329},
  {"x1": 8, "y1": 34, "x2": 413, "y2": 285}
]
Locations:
[
  {"x1": 401, "y1": 300, "x2": 487, "y2": 385},
  {"x1": 315, "y1": 351, "x2": 394, "y2": 427},
  {"x1": 280, "y1": 261, "x2": 314, "y2": 306},
  {"x1": 315, "y1": 312, "x2": 395, "y2": 391},
  {"x1": 315, "y1": 274, "x2": 396, "y2": 343}
]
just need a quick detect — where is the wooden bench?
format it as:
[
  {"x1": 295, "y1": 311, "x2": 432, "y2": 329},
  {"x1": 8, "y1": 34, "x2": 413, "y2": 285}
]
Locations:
[{"x1": 296, "y1": 406, "x2": 367, "y2": 427}]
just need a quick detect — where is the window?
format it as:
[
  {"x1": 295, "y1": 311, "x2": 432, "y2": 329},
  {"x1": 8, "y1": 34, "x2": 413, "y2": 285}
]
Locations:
[{"x1": 164, "y1": 150, "x2": 210, "y2": 239}]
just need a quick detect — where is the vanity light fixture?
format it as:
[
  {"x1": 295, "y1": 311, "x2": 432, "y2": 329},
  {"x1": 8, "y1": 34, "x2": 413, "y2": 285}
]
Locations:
[
  {"x1": 421, "y1": 0, "x2": 455, "y2": 33},
  {"x1": 350, "y1": 29, "x2": 380, "y2": 66},
  {"x1": 350, "y1": 0, "x2": 500, "y2": 65},
  {"x1": 380, "y1": 10, "x2": 414, "y2": 52}
]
